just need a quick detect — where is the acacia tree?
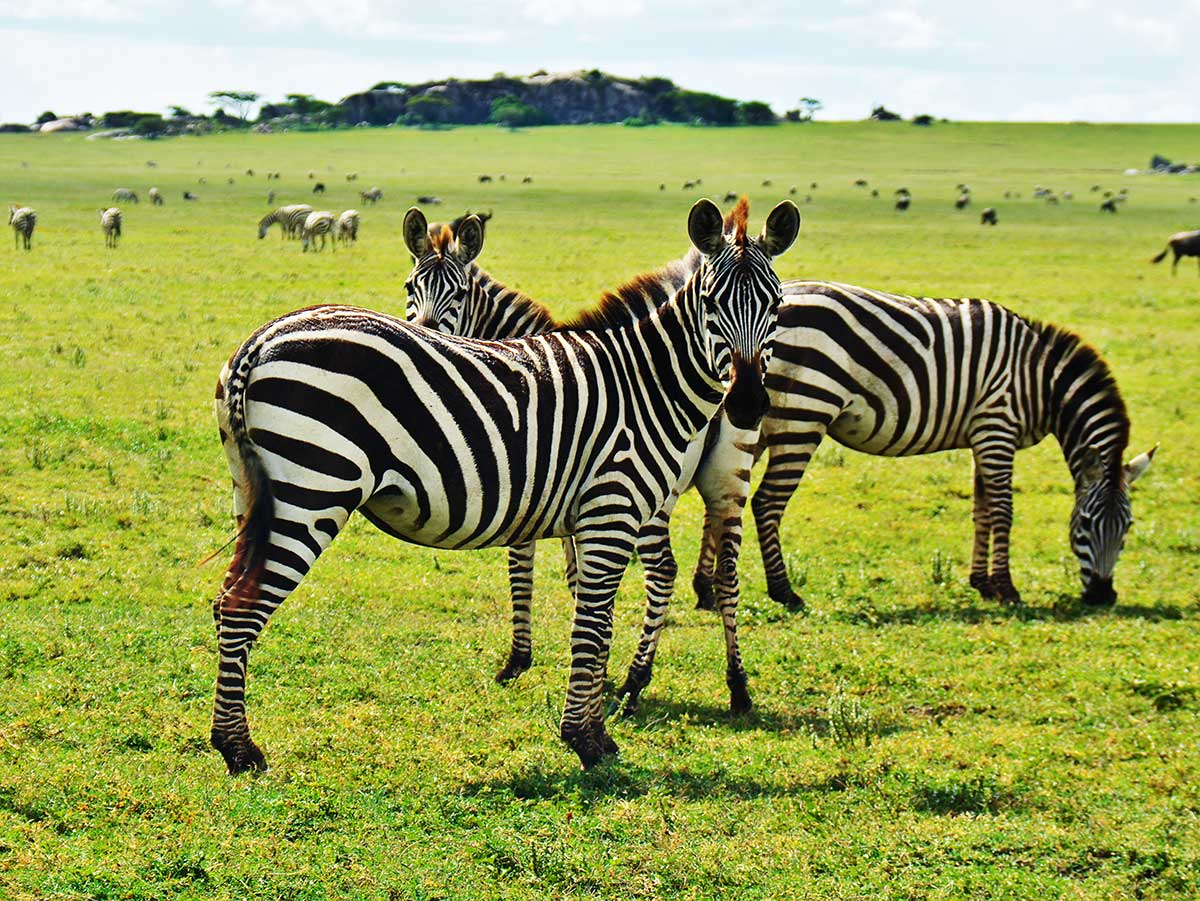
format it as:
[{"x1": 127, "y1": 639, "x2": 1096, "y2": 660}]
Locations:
[
  {"x1": 798, "y1": 97, "x2": 822, "y2": 122},
  {"x1": 207, "y1": 90, "x2": 259, "y2": 122}
]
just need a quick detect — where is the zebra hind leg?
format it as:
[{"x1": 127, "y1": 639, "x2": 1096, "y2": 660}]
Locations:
[
  {"x1": 495, "y1": 541, "x2": 535, "y2": 683},
  {"x1": 968, "y1": 462, "x2": 998, "y2": 600},
  {"x1": 691, "y1": 509, "x2": 721, "y2": 610},
  {"x1": 973, "y1": 438, "x2": 1022, "y2": 605}
]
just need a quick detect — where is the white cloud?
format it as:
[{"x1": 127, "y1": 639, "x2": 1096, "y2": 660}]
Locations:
[
  {"x1": 1109, "y1": 12, "x2": 1182, "y2": 56},
  {"x1": 521, "y1": 0, "x2": 646, "y2": 26},
  {"x1": 213, "y1": 0, "x2": 507, "y2": 42},
  {"x1": 0, "y1": 0, "x2": 154, "y2": 23}
]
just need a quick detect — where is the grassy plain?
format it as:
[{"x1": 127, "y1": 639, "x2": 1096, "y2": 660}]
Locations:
[{"x1": 0, "y1": 121, "x2": 1198, "y2": 899}]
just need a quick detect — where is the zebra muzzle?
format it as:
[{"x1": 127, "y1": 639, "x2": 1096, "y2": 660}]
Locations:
[{"x1": 725, "y1": 352, "x2": 770, "y2": 429}]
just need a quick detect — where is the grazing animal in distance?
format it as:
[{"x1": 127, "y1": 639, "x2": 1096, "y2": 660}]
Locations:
[
  {"x1": 313, "y1": 182, "x2": 326, "y2": 195},
  {"x1": 854, "y1": 178, "x2": 868, "y2": 187},
  {"x1": 146, "y1": 160, "x2": 157, "y2": 168},
  {"x1": 1046, "y1": 194, "x2": 1059, "y2": 205},
  {"x1": 205, "y1": 198, "x2": 799, "y2": 774},
  {"x1": 1150, "y1": 230, "x2": 1200, "y2": 275},
  {"x1": 522, "y1": 175, "x2": 533, "y2": 184},
  {"x1": 258, "y1": 204, "x2": 312, "y2": 239},
  {"x1": 448, "y1": 209, "x2": 492, "y2": 237},
  {"x1": 267, "y1": 190, "x2": 276, "y2": 205},
  {"x1": 113, "y1": 188, "x2": 138, "y2": 204},
  {"x1": 228, "y1": 177, "x2": 235, "y2": 185},
  {"x1": 479, "y1": 175, "x2": 493, "y2": 183},
  {"x1": 360, "y1": 186, "x2": 383, "y2": 204},
  {"x1": 300, "y1": 210, "x2": 335, "y2": 252},
  {"x1": 1062, "y1": 190, "x2": 1073, "y2": 200},
  {"x1": 99, "y1": 207, "x2": 121, "y2": 247},
  {"x1": 810, "y1": 182, "x2": 818, "y2": 190},
  {"x1": 1100, "y1": 198, "x2": 1119, "y2": 213},
  {"x1": 346, "y1": 173, "x2": 357, "y2": 181},
  {"x1": 761, "y1": 179, "x2": 772, "y2": 187},
  {"x1": 308, "y1": 171, "x2": 315, "y2": 179},
  {"x1": 871, "y1": 189, "x2": 879, "y2": 197},
  {"x1": 246, "y1": 169, "x2": 255, "y2": 176},
  {"x1": 955, "y1": 193, "x2": 970, "y2": 209},
  {"x1": 723, "y1": 190, "x2": 739, "y2": 203},
  {"x1": 980, "y1": 207, "x2": 998, "y2": 225},
  {"x1": 790, "y1": 185, "x2": 798, "y2": 195},
  {"x1": 199, "y1": 178, "x2": 207, "y2": 185},
  {"x1": 659, "y1": 183, "x2": 665, "y2": 191},
  {"x1": 9, "y1": 205, "x2": 36, "y2": 250},
  {"x1": 683, "y1": 180, "x2": 697, "y2": 190},
  {"x1": 184, "y1": 191, "x2": 198, "y2": 201},
  {"x1": 415, "y1": 195, "x2": 442, "y2": 205},
  {"x1": 335, "y1": 209, "x2": 360, "y2": 244},
  {"x1": 149, "y1": 187, "x2": 164, "y2": 206},
  {"x1": 895, "y1": 195, "x2": 911, "y2": 211}
]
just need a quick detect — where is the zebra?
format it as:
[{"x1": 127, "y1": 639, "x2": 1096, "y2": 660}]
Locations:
[
  {"x1": 9, "y1": 205, "x2": 35, "y2": 250},
  {"x1": 207, "y1": 199, "x2": 799, "y2": 774},
  {"x1": 113, "y1": 188, "x2": 138, "y2": 204},
  {"x1": 300, "y1": 210, "x2": 335, "y2": 252},
  {"x1": 955, "y1": 193, "x2": 970, "y2": 210},
  {"x1": 149, "y1": 187, "x2": 164, "y2": 206},
  {"x1": 360, "y1": 187, "x2": 383, "y2": 204},
  {"x1": 183, "y1": 191, "x2": 198, "y2": 201},
  {"x1": 335, "y1": 209, "x2": 360, "y2": 244},
  {"x1": 980, "y1": 207, "x2": 998, "y2": 225},
  {"x1": 257, "y1": 204, "x2": 312, "y2": 240},
  {"x1": 99, "y1": 207, "x2": 121, "y2": 248}
]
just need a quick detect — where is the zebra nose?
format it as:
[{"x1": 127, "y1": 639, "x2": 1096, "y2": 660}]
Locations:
[{"x1": 1081, "y1": 578, "x2": 1116, "y2": 608}]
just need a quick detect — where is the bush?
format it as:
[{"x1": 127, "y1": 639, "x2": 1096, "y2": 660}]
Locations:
[
  {"x1": 102, "y1": 110, "x2": 160, "y2": 128},
  {"x1": 35, "y1": 111, "x2": 57, "y2": 125},
  {"x1": 489, "y1": 95, "x2": 546, "y2": 128},
  {"x1": 870, "y1": 105, "x2": 902, "y2": 121},
  {"x1": 658, "y1": 90, "x2": 739, "y2": 125},
  {"x1": 0, "y1": 123, "x2": 30, "y2": 133},
  {"x1": 371, "y1": 81, "x2": 407, "y2": 91},
  {"x1": 784, "y1": 109, "x2": 802, "y2": 122},
  {"x1": 738, "y1": 101, "x2": 777, "y2": 125},
  {"x1": 912, "y1": 114, "x2": 934, "y2": 127},
  {"x1": 132, "y1": 115, "x2": 168, "y2": 137},
  {"x1": 622, "y1": 116, "x2": 654, "y2": 128},
  {"x1": 403, "y1": 95, "x2": 454, "y2": 126}
]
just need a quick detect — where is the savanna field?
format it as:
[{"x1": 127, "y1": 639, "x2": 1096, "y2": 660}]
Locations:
[{"x1": 1, "y1": 122, "x2": 1198, "y2": 899}]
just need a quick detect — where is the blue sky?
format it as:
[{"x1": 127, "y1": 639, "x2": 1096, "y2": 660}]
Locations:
[{"x1": 2, "y1": 0, "x2": 1198, "y2": 123}]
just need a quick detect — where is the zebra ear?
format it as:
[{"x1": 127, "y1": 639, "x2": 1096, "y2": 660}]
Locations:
[
  {"x1": 759, "y1": 200, "x2": 801, "y2": 257},
  {"x1": 1123, "y1": 444, "x2": 1157, "y2": 485},
  {"x1": 1077, "y1": 445, "x2": 1106, "y2": 488},
  {"x1": 688, "y1": 199, "x2": 726, "y2": 256},
  {"x1": 403, "y1": 207, "x2": 429, "y2": 258},
  {"x1": 455, "y1": 215, "x2": 485, "y2": 263}
]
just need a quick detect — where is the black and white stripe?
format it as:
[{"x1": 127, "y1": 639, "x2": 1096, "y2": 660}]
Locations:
[
  {"x1": 335, "y1": 210, "x2": 360, "y2": 244},
  {"x1": 208, "y1": 199, "x2": 800, "y2": 773},
  {"x1": 112, "y1": 188, "x2": 138, "y2": 204},
  {"x1": 149, "y1": 187, "x2": 164, "y2": 206},
  {"x1": 300, "y1": 210, "x2": 335, "y2": 252},
  {"x1": 9, "y1": 205, "x2": 35, "y2": 250},
  {"x1": 99, "y1": 207, "x2": 122, "y2": 248},
  {"x1": 257, "y1": 204, "x2": 313, "y2": 240}
]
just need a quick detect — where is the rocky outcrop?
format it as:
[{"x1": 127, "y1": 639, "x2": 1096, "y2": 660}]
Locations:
[{"x1": 38, "y1": 117, "x2": 92, "y2": 132}]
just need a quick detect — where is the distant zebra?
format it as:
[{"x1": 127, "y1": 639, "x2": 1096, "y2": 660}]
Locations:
[
  {"x1": 360, "y1": 187, "x2": 383, "y2": 204},
  {"x1": 257, "y1": 204, "x2": 312, "y2": 240},
  {"x1": 723, "y1": 190, "x2": 739, "y2": 203},
  {"x1": 895, "y1": 195, "x2": 911, "y2": 211},
  {"x1": 300, "y1": 210, "x2": 335, "y2": 252},
  {"x1": 980, "y1": 207, "x2": 998, "y2": 225},
  {"x1": 1150, "y1": 229, "x2": 1200, "y2": 275},
  {"x1": 955, "y1": 193, "x2": 970, "y2": 209},
  {"x1": 267, "y1": 190, "x2": 276, "y2": 205},
  {"x1": 184, "y1": 191, "x2": 198, "y2": 201},
  {"x1": 415, "y1": 195, "x2": 441, "y2": 205},
  {"x1": 113, "y1": 188, "x2": 138, "y2": 204},
  {"x1": 9, "y1": 205, "x2": 35, "y2": 250},
  {"x1": 99, "y1": 207, "x2": 121, "y2": 248},
  {"x1": 206, "y1": 198, "x2": 799, "y2": 773},
  {"x1": 149, "y1": 187, "x2": 164, "y2": 206},
  {"x1": 335, "y1": 209, "x2": 360, "y2": 244}
]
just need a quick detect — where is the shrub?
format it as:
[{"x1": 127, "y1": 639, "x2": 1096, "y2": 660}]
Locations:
[
  {"x1": 738, "y1": 101, "x2": 777, "y2": 125},
  {"x1": 132, "y1": 115, "x2": 168, "y2": 137},
  {"x1": 36, "y1": 111, "x2": 57, "y2": 124},
  {"x1": 404, "y1": 95, "x2": 454, "y2": 126},
  {"x1": 912, "y1": 113, "x2": 935, "y2": 126},
  {"x1": 489, "y1": 95, "x2": 546, "y2": 128},
  {"x1": 870, "y1": 105, "x2": 902, "y2": 121}
]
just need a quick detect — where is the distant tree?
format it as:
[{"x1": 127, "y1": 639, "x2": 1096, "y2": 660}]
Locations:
[
  {"x1": 208, "y1": 90, "x2": 260, "y2": 122},
  {"x1": 133, "y1": 115, "x2": 168, "y2": 137},
  {"x1": 284, "y1": 93, "x2": 332, "y2": 116},
  {"x1": 784, "y1": 109, "x2": 801, "y2": 122},
  {"x1": 1150, "y1": 154, "x2": 1172, "y2": 171},
  {"x1": 35, "y1": 110, "x2": 57, "y2": 124},
  {"x1": 404, "y1": 95, "x2": 454, "y2": 126},
  {"x1": 870, "y1": 105, "x2": 901, "y2": 121},
  {"x1": 168, "y1": 105, "x2": 193, "y2": 119},
  {"x1": 489, "y1": 95, "x2": 547, "y2": 128},
  {"x1": 371, "y1": 81, "x2": 408, "y2": 91},
  {"x1": 912, "y1": 113, "x2": 934, "y2": 126},
  {"x1": 797, "y1": 97, "x2": 823, "y2": 122},
  {"x1": 738, "y1": 101, "x2": 777, "y2": 125},
  {"x1": 102, "y1": 110, "x2": 159, "y2": 128},
  {"x1": 659, "y1": 90, "x2": 739, "y2": 125}
]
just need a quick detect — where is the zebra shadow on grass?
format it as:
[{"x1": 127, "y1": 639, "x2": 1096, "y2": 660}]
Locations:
[{"x1": 830, "y1": 595, "x2": 1191, "y2": 627}]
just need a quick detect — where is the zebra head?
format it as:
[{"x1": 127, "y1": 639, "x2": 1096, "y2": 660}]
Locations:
[
  {"x1": 687, "y1": 197, "x2": 800, "y2": 429},
  {"x1": 402, "y1": 207, "x2": 485, "y2": 335},
  {"x1": 1071, "y1": 444, "x2": 1156, "y2": 607}
]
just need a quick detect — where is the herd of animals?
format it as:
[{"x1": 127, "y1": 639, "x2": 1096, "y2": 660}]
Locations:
[{"x1": 4, "y1": 162, "x2": 1187, "y2": 773}]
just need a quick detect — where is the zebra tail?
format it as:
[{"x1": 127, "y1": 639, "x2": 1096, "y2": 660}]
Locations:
[
  {"x1": 1151, "y1": 247, "x2": 1168, "y2": 264},
  {"x1": 219, "y1": 352, "x2": 275, "y2": 611}
]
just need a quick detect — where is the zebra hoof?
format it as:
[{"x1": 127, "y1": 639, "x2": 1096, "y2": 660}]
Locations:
[
  {"x1": 728, "y1": 674, "x2": 753, "y2": 715},
  {"x1": 212, "y1": 732, "x2": 268, "y2": 775},
  {"x1": 693, "y1": 573, "x2": 717, "y2": 610},
  {"x1": 992, "y1": 579, "x2": 1022, "y2": 607},
  {"x1": 494, "y1": 650, "x2": 532, "y2": 684},
  {"x1": 769, "y1": 582, "x2": 807, "y2": 612},
  {"x1": 970, "y1": 573, "x2": 999, "y2": 600},
  {"x1": 563, "y1": 725, "x2": 617, "y2": 769}
]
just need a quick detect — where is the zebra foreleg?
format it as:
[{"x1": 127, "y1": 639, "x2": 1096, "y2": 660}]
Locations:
[
  {"x1": 691, "y1": 509, "x2": 721, "y2": 610},
  {"x1": 560, "y1": 531, "x2": 633, "y2": 768},
  {"x1": 968, "y1": 461, "x2": 998, "y2": 600},
  {"x1": 495, "y1": 541, "x2": 535, "y2": 683},
  {"x1": 613, "y1": 510, "x2": 677, "y2": 716},
  {"x1": 973, "y1": 437, "x2": 1021, "y2": 605},
  {"x1": 714, "y1": 499, "x2": 752, "y2": 714}
]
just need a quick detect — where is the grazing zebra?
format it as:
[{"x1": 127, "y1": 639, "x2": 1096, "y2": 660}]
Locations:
[
  {"x1": 1151, "y1": 230, "x2": 1200, "y2": 274},
  {"x1": 113, "y1": 188, "x2": 138, "y2": 204},
  {"x1": 360, "y1": 187, "x2": 383, "y2": 204},
  {"x1": 335, "y1": 209, "x2": 359, "y2": 244},
  {"x1": 416, "y1": 195, "x2": 442, "y2": 205},
  {"x1": 267, "y1": 190, "x2": 276, "y2": 205},
  {"x1": 99, "y1": 207, "x2": 121, "y2": 248},
  {"x1": 207, "y1": 198, "x2": 800, "y2": 773},
  {"x1": 257, "y1": 204, "x2": 312, "y2": 240},
  {"x1": 184, "y1": 191, "x2": 198, "y2": 201},
  {"x1": 980, "y1": 207, "x2": 998, "y2": 225},
  {"x1": 955, "y1": 193, "x2": 970, "y2": 209},
  {"x1": 896, "y1": 195, "x2": 911, "y2": 211},
  {"x1": 149, "y1": 187, "x2": 163, "y2": 206},
  {"x1": 9, "y1": 205, "x2": 35, "y2": 250},
  {"x1": 300, "y1": 210, "x2": 335, "y2": 252}
]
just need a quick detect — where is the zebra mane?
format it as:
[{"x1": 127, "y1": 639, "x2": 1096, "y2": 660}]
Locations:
[
  {"x1": 559, "y1": 249, "x2": 703, "y2": 332},
  {"x1": 1033, "y1": 319, "x2": 1130, "y2": 473},
  {"x1": 467, "y1": 263, "x2": 557, "y2": 331}
]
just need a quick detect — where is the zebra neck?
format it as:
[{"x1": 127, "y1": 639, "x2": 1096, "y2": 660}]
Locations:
[
  {"x1": 464, "y1": 266, "x2": 556, "y2": 339},
  {"x1": 1040, "y1": 330, "x2": 1130, "y2": 483}
]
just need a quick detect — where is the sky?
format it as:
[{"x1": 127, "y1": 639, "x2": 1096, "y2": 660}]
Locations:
[{"x1": 1, "y1": 0, "x2": 1198, "y2": 124}]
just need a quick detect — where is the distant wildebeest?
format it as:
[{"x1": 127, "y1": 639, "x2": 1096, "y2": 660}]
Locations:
[
  {"x1": 723, "y1": 191, "x2": 739, "y2": 203},
  {"x1": 335, "y1": 209, "x2": 360, "y2": 244},
  {"x1": 346, "y1": 173, "x2": 358, "y2": 182},
  {"x1": 810, "y1": 182, "x2": 818, "y2": 189},
  {"x1": 113, "y1": 188, "x2": 138, "y2": 204},
  {"x1": 184, "y1": 191, "x2": 198, "y2": 201},
  {"x1": 955, "y1": 193, "x2": 970, "y2": 209},
  {"x1": 659, "y1": 183, "x2": 665, "y2": 191},
  {"x1": 682, "y1": 180, "x2": 697, "y2": 190},
  {"x1": 415, "y1": 195, "x2": 442, "y2": 205},
  {"x1": 247, "y1": 169, "x2": 255, "y2": 176},
  {"x1": 1100, "y1": 198, "x2": 1119, "y2": 213},
  {"x1": 895, "y1": 187, "x2": 909, "y2": 196},
  {"x1": 499, "y1": 174, "x2": 506, "y2": 181},
  {"x1": 804, "y1": 195, "x2": 813, "y2": 204},
  {"x1": 146, "y1": 160, "x2": 157, "y2": 168},
  {"x1": 9, "y1": 205, "x2": 36, "y2": 250},
  {"x1": 1151, "y1": 230, "x2": 1200, "y2": 274},
  {"x1": 1004, "y1": 190, "x2": 1012, "y2": 199},
  {"x1": 479, "y1": 175, "x2": 493, "y2": 183},
  {"x1": 449, "y1": 209, "x2": 492, "y2": 237},
  {"x1": 308, "y1": 171, "x2": 315, "y2": 179},
  {"x1": 360, "y1": 187, "x2": 383, "y2": 204},
  {"x1": 1046, "y1": 194, "x2": 1060, "y2": 205},
  {"x1": 871, "y1": 189, "x2": 879, "y2": 198},
  {"x1": 854, "y1": 178, "x2": 868, "y2": 187},
  {"x1": 149, "y1": 187, "x2": 163, "y2": 206},
  {"x1": 99, "y1": 207, "x2": 121, "y2": 248},
  {"x1": 980, "y1": 207, "x2": 998, "y2": 225},
  {"x1": 896, "y1": 195, "x2": 911, "y2": 211},
  {"x1": 1091, "y1": 184, "x2": 1101, "y2": 192},
  {"x1": 270, "y1": 172, "x2": 281, "y2": 181},
  {"x1": 761, "y1": 179, "x2": 772, "y2": 187},
  {"x1": 228, "y1": 177, "x2": 235, "y2": 185},
  {"x1": 1062, "y1": 191, "x2": 1073, "y2": 200},
  {"x1": 522, "y1": 175, "x2": 533, "y2": 184},
  {"x1": 301, "y1": 210, "x2": 335, "y2": 252},
  {"x1": 313, "y1": 182, "x2": 326, "y2": 195}
]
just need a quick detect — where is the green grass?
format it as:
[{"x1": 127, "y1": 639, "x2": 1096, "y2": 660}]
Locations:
[{"x1": 1, "y1": 121, "x2": 1198, "y2": 899}]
